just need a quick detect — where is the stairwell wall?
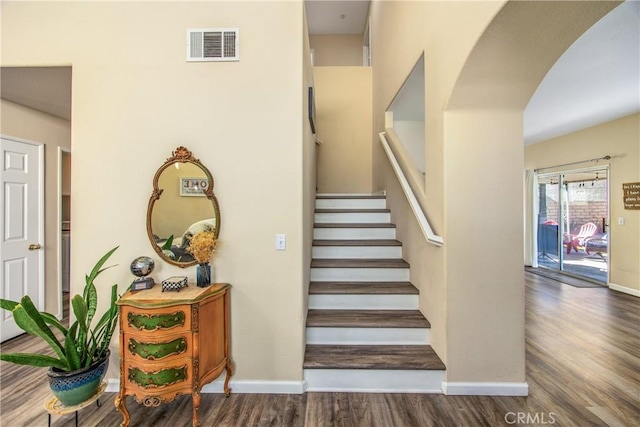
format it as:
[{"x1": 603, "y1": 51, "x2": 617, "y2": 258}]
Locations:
[
  {"x1": 314, "y1": 67, "x2": 373, "y2": 194},
  {"x1": 370, "y1": 0, "x2": 617, "y2": 390},
  {"x1": 369, "y1": 0, "x2": 509, "y2": 385}
]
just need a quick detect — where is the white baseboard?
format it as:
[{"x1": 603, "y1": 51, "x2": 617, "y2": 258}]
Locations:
[
  {"x1": 304, "y1": 369, "x2": 444, "y2": 393},
  {"x1": 608, "y1": 283, "x2": 640, "y2": 297},
  {"x1": 105, "y1": 378, "x2": 305, "y2": 394},
  {"x1": 106, "y1": 378, "x2": 120, "y2": 392},
  {"x1": 442, "y1": 381, "x2": 529, "y2": 396}
]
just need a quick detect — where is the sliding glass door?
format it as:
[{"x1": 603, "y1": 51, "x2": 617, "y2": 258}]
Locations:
[{"x1": 537, "y1": 167, "x2": 609, "y2": 283}]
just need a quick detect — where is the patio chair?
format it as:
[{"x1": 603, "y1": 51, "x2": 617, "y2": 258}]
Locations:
[
  {"x1": 564, "y1": 222, "x2": 598, "y2": 254},
  {"x1": 585, "y1": 233, "x2": 608, "y2": 256}
]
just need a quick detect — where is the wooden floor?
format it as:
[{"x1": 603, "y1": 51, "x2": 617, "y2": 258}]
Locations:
[{"x1": 1, "y1": 272, "x2": 638, "y2": 426}]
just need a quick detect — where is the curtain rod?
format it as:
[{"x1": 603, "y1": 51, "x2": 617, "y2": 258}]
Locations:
[{"x1": 534, "y1": 155, "x2": 611, "y2": 172}]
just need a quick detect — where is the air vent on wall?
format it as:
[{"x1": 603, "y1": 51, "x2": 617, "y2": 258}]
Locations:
[{"x1": 187, "y1": 28, "x2": 239, "y2": 62}]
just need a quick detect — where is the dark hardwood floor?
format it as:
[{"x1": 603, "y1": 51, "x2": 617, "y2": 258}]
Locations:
[{"x1": 1, "y1": 272, "x2": 638, "y2": 426}]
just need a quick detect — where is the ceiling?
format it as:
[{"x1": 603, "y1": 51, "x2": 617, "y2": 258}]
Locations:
[
  {"x1": 524, "y1": 0, "x2": 640, "y2": 144},
  {"x1": 1, "y1": 66, "x2": 72, "y2": 121},
  {"x1": 305, "y1": 0, "x2": 370, "y2": 35},
  {"x1": 1, "y1": 1, "x2": 638, "y2": 146}
]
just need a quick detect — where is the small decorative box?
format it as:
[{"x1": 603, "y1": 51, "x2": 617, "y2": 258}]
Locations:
[
  {"x1": 162, "y1": 276, "x2": 188, "y2": 292},
  {"x1": 131, "y1": 277, "x2": 155, "y2": 291}
]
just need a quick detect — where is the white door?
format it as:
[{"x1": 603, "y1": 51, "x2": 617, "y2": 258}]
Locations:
[{"x1": 1, "y1": 137, "x2": 44, "y2": 342}]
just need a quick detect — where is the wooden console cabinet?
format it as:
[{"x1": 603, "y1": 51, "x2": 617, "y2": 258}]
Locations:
[{"x1": 115, "y1": 283, "x2": 232, "y2": 427}]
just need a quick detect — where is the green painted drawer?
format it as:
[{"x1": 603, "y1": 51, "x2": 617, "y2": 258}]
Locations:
[
  {"x1": 127, "y1": 311, "x2": 186, "y2": 331},
  {"x1": 128, "y1": 365, "x2": 188, "y2": 388},
  {"x1": 128, "y1": 337, "x2": 188, "y2": 360}
]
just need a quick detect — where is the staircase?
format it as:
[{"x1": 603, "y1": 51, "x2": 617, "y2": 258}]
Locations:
[{"x1": 304, "y1": 194, "x2": 445, "y2": 392}]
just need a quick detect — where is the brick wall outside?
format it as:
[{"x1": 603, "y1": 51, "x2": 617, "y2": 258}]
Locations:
[{"x1": 543, "y1": 200, "x2": 607, "y2": 234}]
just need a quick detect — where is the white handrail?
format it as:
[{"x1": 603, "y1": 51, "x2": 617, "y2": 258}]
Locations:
[{"x1": 378, "y1": 132, "x2": 443, "y2": 247}]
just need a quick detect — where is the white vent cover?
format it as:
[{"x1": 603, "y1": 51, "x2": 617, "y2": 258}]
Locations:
[{"x1": 187, "y1": 28, "x2": 239, "y2": 62}]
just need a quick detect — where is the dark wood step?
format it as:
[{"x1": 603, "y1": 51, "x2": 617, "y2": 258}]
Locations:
[
  {"x1": 313, "y1": 239, "x2": 402, "y2": 247},
  {"x1": 315, "y1": 209, "x2": 390, "y2": 213},
  {"x1": 304, "y1": 345, "x2": 445, "y2": 370},
  {"x1": 311, "y1": 259, "x2": 409, "y2": 268},
  {"x1": 316, "y1": 195, "x2": 386, "y2": 200},
  {"x1": 309, "y1": 282, "x2": 418, "y2": 295},
  {"x1": 314, "y1": 223, "x2": 396, "y2": 228},
  {"x1": 306, "y1": 309, "x2": 430, "y2": 328}
]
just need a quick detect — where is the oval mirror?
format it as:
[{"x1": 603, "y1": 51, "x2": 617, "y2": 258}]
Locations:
[{"x1": 147, "y1": 146, "x2": 220, "y2": 267}]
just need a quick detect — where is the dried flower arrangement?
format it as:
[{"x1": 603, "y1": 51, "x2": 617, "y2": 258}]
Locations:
[{"x1": 187, "y1": 228, "x2": 218, "y2": 264}]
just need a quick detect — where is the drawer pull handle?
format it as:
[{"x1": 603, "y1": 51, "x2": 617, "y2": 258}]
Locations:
[
  {"x1": 127, "y1": 311, "x2": 185, "y2": 331},
  {"x1": 128, "y1": 337, "x2": 188, "y2": 360}
]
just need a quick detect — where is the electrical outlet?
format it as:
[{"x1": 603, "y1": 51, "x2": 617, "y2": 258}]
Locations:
[{"x1": 276, "y1": 234, "x2": 286, "y2": 250}]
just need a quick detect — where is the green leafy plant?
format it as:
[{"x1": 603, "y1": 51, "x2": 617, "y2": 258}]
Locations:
[{"x1": 0, "y1": 246, "x2": 120, "y2": 371}]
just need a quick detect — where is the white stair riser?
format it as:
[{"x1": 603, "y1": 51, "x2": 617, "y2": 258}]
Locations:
[
  {"x1": 316, "y1": 199, "x2": 386, "y2": 209},
  {"x1": 312, "y1": 246, "x2": 402, "y2": 259},
  {"x1": 308, "y1": 294, "x2": 418, "y2": 310},
  {"x1": 311, "y1": 267, "x2": 410, "y2": 282},
  {"x1": 315, "y1": 212, "x2": 390, "y2": 224},
  {"x1": 306, "y1": 327, "x2": 429, "y2": 345},
  {"x1": 304, "y1": 369, "x2": 444, "y2": 393},
  {"x1": 314, "y1": 228, "x2": 396, "y2": 240}
]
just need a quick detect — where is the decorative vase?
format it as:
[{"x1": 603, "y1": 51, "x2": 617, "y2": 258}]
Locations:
[
  {"x1": 47, "y1": 350, "x2": 110, "y2": 406},
  {"x1": 196, "y1": 263, "x2": 212, "y2": 287}
]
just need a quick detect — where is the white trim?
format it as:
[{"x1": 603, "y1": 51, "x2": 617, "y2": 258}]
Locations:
[
  {"x1": 609, "y1": 283, "x2": 640, "y2": 297},
  {"x1": 378, "y1": 132, "x2": 443, "y2": 246},
  {"x1": 56, "y1": 147, "x2": 71, "y2": 319},
  {"x1": 442, "y1": 381, "x2": 529, "y2": 396},
  {"x1": 316, "y1": 193, "x2": 376, "y2": 197},
  {"x1": 37, "y1": 143, "x2": 45, "y2": 311},
  {"x1": 304, "y1": 369, "x2": 445, "y2": 393},
  {"x1": 106, "y1": 378, "x2": 120, "y2": 392},
  {"x1": 106, "y1": 379, "x2": 305, "y2": 394}
]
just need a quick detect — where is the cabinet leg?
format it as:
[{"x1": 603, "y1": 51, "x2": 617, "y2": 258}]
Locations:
[
  {"x1": 115, "y1": 395, "x2": 130, "y2": 427},
  {"x1": 192, "y1": 392, "x2": 201, "y2": 427},
  {"x1": 224, "y1": 361, "x2": 234, "y2": 397}
]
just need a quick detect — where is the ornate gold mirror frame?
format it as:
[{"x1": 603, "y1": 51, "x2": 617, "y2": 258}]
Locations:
[{"x1": 146, "y1": 146, "x2": 220, "y2": 268}]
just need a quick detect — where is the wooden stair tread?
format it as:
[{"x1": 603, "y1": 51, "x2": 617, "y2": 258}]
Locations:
[
  {"x1": 311, "y1": 259, "x2": 409, "y2": 268},
  {"x1": 315, "y1": 209, "x2": 390, "y2": 213},
  {"x1": 304, "y1": 345, "x2": 445, "y2": 370},
  {"x1": 309, "y1": 282, "x2": 418, "y2": 295},
  {"x1": 314, "y1": 223, "x2": 396, "y2": 228},
  {"x1": 313, "y1": 239, "x2": 402, "y2": 247},
  {"x1": 307, "y1": 309, "x2": 430, "y2": 328},
  {"x1": 316, "y1": 195, "x2": 386, "y2": 200}
]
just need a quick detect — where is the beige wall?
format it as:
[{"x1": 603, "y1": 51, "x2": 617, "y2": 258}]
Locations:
[
  {"x1": 370, "y1": 0, "x2": 521, "y2": 384},
  {"x1": 302, "y1": 4, "x2": 316, "y2": 356},
  {"x1": 309, "y1": 35, "x2": 363, "y2": 67},
  {"x1": 314, "y1": 67, "x2": 373, "y2": 193},
  {"x1": 2, "y1": 1, "x2": 305, "y2": 383},
  {"x1": 525, "y1": 114, "x2": 640, "y2": 293},
  {"x1": 369, "y1": 0, "x2": 617, "y2": 387},
  {"x1": 1, "y1": 99, "x2": 71, "y2": 317}
]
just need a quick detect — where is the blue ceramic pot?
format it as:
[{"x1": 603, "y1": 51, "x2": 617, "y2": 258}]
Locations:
[{"x1": 47, "y1": 351, "x2": 109, "y2": 406}]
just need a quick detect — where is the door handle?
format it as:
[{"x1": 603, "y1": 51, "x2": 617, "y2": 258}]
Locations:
[{"x1": 28, "y1": 244, "x2": 42, "y2": 250}]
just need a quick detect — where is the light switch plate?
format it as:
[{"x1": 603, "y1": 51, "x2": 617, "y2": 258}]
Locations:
[{"x1": 276, "y1": 234, "x2": 286, "y2": 250}]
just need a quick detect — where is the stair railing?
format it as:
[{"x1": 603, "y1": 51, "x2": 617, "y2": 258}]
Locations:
[{"x1": 378, "y1": 132, "x2": 443, "y2": 247}]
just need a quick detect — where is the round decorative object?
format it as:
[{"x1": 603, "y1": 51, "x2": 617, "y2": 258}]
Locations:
[
  {"x1": 47, "y1": 351, "x2": 110, "y2": 406},
  {"x1": 130, "y1": 256, "x2": 155, "y2": 278}
]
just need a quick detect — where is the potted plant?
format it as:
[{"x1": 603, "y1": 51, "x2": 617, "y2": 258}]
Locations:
[{"x1": 0, "y1": 246, "x2": 120, "y2": 406}]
